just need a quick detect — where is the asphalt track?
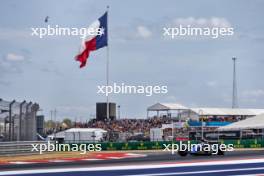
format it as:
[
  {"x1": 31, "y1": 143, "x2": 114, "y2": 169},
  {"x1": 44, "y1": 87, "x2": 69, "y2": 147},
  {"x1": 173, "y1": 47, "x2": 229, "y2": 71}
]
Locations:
[{"x1": 1, "y1": 150, "x2": 264, "y2": 175}]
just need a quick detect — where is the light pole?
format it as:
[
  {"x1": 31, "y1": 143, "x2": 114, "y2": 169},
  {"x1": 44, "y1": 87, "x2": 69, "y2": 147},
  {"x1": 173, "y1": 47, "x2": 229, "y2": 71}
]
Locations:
[
  {"x1": 232, "y1": 57, "x2": 238, "y2": 108},
  {"x1": 172, "y1": 121, "x2": 175, "y2": 142},
  {"x1": 199, "y1": 109, "x2": 204, "y2": 140},
  {"x1": 118, "y1": 105, "x2": 120, "y2": 119},
  {"x1": 54, "y1": 109, "x2": 57, "y2": 140}
]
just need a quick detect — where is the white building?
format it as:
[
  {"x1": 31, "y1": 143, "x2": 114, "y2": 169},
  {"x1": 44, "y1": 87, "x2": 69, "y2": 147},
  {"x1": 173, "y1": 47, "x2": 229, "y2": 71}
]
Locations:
[{"x1": 48, "y1": 128, "x2": 107, "y2": 142}]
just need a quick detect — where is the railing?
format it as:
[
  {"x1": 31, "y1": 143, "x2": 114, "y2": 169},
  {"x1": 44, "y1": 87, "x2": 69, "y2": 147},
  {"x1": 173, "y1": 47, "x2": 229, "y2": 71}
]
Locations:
[{"x1": 0, "y1": 141, "x2": 48, "y2": 156}]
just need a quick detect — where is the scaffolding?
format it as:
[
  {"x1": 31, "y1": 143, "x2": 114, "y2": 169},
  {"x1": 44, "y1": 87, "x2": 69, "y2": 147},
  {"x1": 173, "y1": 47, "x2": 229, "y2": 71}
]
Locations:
[{"x1": 0, "y1": 98, "x2": 39, "y2": 141}]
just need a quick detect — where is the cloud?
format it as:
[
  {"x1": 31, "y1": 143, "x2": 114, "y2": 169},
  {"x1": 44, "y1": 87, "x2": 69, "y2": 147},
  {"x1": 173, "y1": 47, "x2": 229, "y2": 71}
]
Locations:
[
  {"x1": 0, "y1": 52, "x2": 28, "y2": 78},
  {"x1": 239, "y1": 89, "x2": 264, "y2": 104},
  {"x1": 40, "y1": 67, "x2": 63, "y2": 76},
  {"x1": 0, "y1": 28, "x2": 29, "y2": 40},
  {"x1": 5, "y1": 53, "x2": 25, "y2": 61},
  {"x1": 55, "y1": 105, "x2": 95, "y2": 119},
  {"x1": 0, "y1": 80, "x2": 11, "y2": 86},
  {"x1": 113, "y1": 16, "x2": 233, "y2": 42},
  {"x1": 164, "y1": 95, "x2": 177, "y2": 101},
  {"x1": 112, "y1": 24, "x2": 153, "y2": 41},
  {"x1": 206, "y1": 81, "x2": 217, "y2": 87},
  {"x1": 136, "y1": 26, "x2": 152, "y2": 39},
  {"x1": 242, "y1": 89, "x2": 264, "y2": 97},
  {"x1": 171, "y1": 17, "x2": 232, "y2": 28}
]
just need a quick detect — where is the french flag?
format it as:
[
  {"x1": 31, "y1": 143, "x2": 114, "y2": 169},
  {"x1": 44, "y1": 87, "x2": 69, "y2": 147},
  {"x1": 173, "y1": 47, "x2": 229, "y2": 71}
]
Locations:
[{"x1": 75, "y1": 12, "x2": 108, "y2": 68}]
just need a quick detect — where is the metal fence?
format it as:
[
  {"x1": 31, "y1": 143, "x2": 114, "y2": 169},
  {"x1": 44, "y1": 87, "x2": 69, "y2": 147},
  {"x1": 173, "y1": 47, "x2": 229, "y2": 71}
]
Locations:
[
  {"x1": 0, "y1": 98, "x2": 39, "y2": 141},
  {"x1": 0, "y1": 141, "x2": 47, "y2": 156}
]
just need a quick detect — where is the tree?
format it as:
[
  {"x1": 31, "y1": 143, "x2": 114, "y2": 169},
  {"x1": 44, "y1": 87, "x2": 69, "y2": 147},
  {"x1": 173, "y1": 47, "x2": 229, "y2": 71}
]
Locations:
[
  {"x1": 62, "y1": 118, "x2": 72, "y2": 128},
  {"x1": 45, "y1": 120, "x2": 56, "y2": 129}
]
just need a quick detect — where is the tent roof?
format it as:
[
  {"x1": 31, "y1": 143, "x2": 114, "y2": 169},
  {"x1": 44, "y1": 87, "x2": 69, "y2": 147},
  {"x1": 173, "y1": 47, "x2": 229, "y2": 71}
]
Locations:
[
  {"x1": 190, "y1": 108, "x2": 264, "y2": 116},
  {"x1": 47, "y1": 128, "x2": 107, "y2": 138},
  {"x1": 48, "y1": 131, "x2": 65, "y2": 138},
  {"x1": 218, "y1": 114, "x2": 264, "y2": 131},
  {"x1": 147, "y1": 103, "x2": 189, "y2": 111},
  {"x1": 65, "y1": 128, "x2": 107, "y2": 133}
]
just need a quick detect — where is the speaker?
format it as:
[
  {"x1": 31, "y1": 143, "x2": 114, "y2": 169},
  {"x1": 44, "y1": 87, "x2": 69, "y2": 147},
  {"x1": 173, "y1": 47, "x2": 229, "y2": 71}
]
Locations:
[{"x1": 96, "y1": 102, "x2": 116, "y2": 121}]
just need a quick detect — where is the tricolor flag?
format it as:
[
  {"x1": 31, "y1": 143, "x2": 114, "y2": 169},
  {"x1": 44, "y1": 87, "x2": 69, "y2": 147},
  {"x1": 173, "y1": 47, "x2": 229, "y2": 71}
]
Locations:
[{"x1": 75, "y1": 12, "x2": 108, "y2": 68}]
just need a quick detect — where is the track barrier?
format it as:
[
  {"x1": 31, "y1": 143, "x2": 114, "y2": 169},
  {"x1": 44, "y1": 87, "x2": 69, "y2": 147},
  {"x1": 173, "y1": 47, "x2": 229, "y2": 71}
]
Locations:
[{"x1": 64, "y1": 139, "x2": 264, "y2": 151}]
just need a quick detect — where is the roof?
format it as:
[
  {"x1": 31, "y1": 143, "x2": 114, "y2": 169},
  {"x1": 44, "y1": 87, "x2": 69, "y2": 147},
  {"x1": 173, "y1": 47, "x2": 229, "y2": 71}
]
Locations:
[
  {"x1": 147, "y1": 103, "x2": 189, "y2": 111},
  {"x1": 190, "y1": 108, "x2": 264, "y2": 116},
  {"x1": 48, "y1": 128, "x2": 107, "y2": 138},
  {"x1": 218, "y1": 113, "x2": 264, "y2": 131},
  {"x1": 65, "y1": 128, "x2": 107, "y2": 133},
  {"x1": 48, "y1": 131, "x2": 65, "y2": 138}
]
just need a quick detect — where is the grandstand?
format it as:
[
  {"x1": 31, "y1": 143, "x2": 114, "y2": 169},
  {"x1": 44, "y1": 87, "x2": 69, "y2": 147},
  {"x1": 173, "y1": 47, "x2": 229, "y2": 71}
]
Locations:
[
  {"x1": 218, "y1": 113, "x2": 264, "y2": 131},
  {"x1": 147, "y1": 102, "x2": 264, "y2": 127},
  {"x1": 46, "y1": 102, "x2": 264, "y2": 142}
]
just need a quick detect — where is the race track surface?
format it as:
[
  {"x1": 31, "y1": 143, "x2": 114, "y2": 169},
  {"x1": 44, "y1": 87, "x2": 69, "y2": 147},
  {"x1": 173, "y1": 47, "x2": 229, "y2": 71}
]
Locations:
[{"x1": 1, "y1": 150, "x2": 264, "y2": 176}]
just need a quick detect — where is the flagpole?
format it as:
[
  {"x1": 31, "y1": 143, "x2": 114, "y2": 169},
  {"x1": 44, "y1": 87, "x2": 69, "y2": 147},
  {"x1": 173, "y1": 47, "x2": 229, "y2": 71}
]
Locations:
[{"x1": 106, "y1": 5, "x2": 110, "y2": 121}]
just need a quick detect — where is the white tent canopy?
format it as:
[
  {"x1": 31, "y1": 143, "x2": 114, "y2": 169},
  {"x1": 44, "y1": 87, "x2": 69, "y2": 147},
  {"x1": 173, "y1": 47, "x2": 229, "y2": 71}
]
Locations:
[
  {"x1": 48, "y1": 131, "x2": 66, "y2": 139},
  {"x1": 218, "y1": 114, "x2": 264, "y2": 131},
  {"x1": 147, "y1": 103, "x2": 189, "y2": 111},
  {"x1": 65, "y1": 128, "x2": 107, "y2": 133},
  {"x1": 146, "y1": 102, "x2": 264, "y2": 119},
  {"x1": 147, "y1": 103, "x2": 189, "y2": 118},
  {"x1": 191, "y1": 108, "x2": 264, "y2": 116},
  {"x1": 47, "y1": 128, "x2": 107, "y2": 141},
  {"x1": 65, "y1": 128, "x2": 107, "y2": 142}
]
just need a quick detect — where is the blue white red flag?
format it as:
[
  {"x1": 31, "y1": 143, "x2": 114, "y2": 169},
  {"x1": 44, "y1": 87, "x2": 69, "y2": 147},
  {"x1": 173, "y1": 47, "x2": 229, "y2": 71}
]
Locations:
[{"x1": 75, "y1": 12, "x2": 108, "y2": 68}]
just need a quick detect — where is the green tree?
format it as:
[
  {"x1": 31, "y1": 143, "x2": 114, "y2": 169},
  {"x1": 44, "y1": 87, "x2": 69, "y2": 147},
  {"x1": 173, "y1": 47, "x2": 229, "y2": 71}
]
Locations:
[
  {"x1": 62, "y1": 118, "x2": 72, "y2": 128},
  {"x1": 45, "y1": 120, "x2": 55, "y2": 129}
]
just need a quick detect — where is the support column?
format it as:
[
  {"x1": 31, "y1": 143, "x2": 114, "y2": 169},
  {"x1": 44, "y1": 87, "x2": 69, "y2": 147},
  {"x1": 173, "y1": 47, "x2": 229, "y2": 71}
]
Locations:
[
  {"x1": 9, "y1": 100, "x2": 15, "y2": 141},
  {"x1": 25, "y1": 102, "x2": 32, "y2": 141},
  {"x1": 18, "y1": 101, "x2": 26, "y2": 141}
]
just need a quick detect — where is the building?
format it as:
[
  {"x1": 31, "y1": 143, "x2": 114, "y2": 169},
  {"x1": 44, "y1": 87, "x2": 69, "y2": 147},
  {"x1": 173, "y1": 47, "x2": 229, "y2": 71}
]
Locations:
[{"x1": 48, "y1": 128, "x2": 107, "y2": 143}]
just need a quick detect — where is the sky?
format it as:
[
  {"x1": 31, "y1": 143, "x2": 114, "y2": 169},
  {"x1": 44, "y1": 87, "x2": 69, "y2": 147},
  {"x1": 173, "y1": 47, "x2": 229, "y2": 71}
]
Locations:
[{"x1": 0, "y1": 0, "x2": 264, "y2": 121}]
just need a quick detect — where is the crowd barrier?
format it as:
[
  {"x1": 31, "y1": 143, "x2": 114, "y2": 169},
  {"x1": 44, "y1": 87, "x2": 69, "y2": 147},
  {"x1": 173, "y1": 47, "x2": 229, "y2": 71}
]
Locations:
[
  {"x1": 221, "y1": 138, "x2": 264, "y2": 148},
  {"x1": 0, "y1": 139, "x2": 262, "y2": 156},
  {"x1": 0, "y1": 141, "x2": 50, "y2": 156},
  {"x1": 65, "y1": 138, "x2": 264, "y2": 151}
]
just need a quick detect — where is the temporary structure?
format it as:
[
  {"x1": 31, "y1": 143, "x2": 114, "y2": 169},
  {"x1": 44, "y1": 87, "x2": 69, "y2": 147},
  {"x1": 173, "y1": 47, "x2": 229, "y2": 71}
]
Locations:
[
  {"x1": 47, "y1": 128, "x2": 107, "y2": 142},
  {"x1": 147, "y1": 103, "x2": 189, "y2": 118},
  {"x1": 64, "y1": 128, "x2": 107, "y2": 142},
  {"x1": 191, "y1": 108, "x2": 264, "y2": 116},
  {"x1": 218, "y1": 114, "x2": 264, "y2": 131}
]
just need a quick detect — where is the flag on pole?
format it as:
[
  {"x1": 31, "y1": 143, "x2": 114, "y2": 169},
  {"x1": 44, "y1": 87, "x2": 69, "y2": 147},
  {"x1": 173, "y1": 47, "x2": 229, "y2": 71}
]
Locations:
[{"x1": 75, "y1": 12, "x2": 108, "y2": 68}]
